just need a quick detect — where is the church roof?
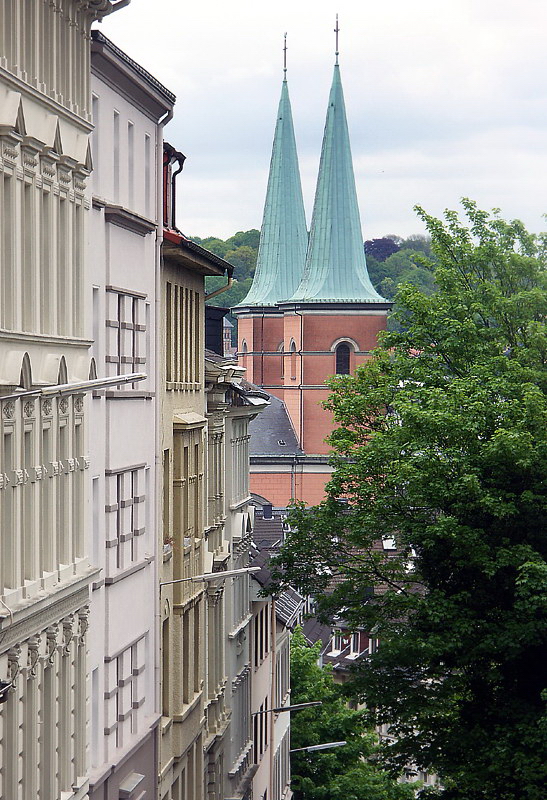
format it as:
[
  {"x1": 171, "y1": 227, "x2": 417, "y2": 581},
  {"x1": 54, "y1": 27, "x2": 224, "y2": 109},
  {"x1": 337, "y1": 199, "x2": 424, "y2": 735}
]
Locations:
[
  {"x1": 248, "y1": 394, "x2": 303, "y2": 457},
  {"x1": 235, "y1": 79, "x2": 308, "y2": 309},
  {"x1": 284, "y1": 65, "x2": 385, "y2": 305}
]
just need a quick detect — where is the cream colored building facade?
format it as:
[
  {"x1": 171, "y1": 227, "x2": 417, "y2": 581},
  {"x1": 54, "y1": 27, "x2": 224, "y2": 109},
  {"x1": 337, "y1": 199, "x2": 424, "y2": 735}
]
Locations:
[
  {"x1": 0, "y1": 2, "x2": 120, "y2": 798},
  {"x1": 159, "y1": 147, "x2": 231, "y2": 800},
  {"x1": 204, "y1": 352, "x2": 269, "y2": 800}
]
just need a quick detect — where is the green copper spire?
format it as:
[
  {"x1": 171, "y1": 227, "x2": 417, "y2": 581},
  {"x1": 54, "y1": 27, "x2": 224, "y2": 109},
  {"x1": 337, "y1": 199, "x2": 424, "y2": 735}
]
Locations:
[
  {"x1": 236, "y1": 58, "x2": 308, "y2": 309},
  {"x1": 285, "y1": 63, "x2": 385, "y2": 304}
]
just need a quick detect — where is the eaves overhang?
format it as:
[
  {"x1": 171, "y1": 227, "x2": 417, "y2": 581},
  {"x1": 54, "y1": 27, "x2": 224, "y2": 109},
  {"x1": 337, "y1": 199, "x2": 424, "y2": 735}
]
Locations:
[
  {"x1": 231, "y1": 303, "x2": 283, "y2": 318},
  {"x1": 162, "y1": 231, "x2": 232, "y2": 277},
  {"x1": 278, "y1": 299, "x2": 392, "y2": 313},
  {"x1": 91, "y1": 30, "x2": 175, "y2": 121},
  {"x1": 250, "y1": 454, "x2": 330, "y2": 464}
]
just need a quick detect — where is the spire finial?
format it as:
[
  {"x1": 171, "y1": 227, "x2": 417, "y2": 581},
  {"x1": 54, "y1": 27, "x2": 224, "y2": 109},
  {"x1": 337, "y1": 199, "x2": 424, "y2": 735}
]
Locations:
[
  {"x1": 283, "y1": 32, "x2": 287, "y2": 79},
  {"x1": 334, "y1": 14, "x2": 339, "y2": 65}
]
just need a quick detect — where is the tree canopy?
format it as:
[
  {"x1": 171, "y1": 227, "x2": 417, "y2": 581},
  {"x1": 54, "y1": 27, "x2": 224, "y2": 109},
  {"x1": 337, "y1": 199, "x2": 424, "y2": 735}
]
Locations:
[
  {"x1": 289, "y1": 627, "x2": 414, "y2": 800},
  {"x1": 192, "y1": 229, "x2": 260, "y2": 281},
  {"x1": 273, "y1": 200, "x2": 547, "y2": 800}
]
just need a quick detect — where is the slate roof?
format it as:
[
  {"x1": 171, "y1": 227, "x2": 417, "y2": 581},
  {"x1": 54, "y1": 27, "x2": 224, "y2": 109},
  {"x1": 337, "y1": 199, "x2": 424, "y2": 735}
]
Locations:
[
  {"x1": 249, "y1": 544, "x2": 303, "y2": 630},
  {"x1": 252, "y1": 514, "x2": 285, "y2": 552},
  {"x1": 234, "y1": 79, "x2": 308, "y2": 309},
  {"x1": 285, "y1": 65, "x2": 385, "y2": 305},
  {"x1": 248, "y1": 394, "x2": 302, "y2": 457},
  {"x1": 250, "y1": 515, "x2": 303, "y2": 629}
]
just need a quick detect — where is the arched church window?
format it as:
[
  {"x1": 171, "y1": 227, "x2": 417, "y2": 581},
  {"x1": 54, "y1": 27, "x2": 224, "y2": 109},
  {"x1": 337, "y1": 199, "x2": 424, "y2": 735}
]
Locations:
[
  {"x1": 290, "y1": 340, "x2": 297, "y2": 380},
  {"x1": 335, "y1": 343, "x2": 350, "y2": 375}
]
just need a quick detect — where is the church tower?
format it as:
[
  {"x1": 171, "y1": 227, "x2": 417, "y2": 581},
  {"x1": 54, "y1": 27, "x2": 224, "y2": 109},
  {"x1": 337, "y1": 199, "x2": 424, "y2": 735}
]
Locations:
[
  {"x1": 235, "y1": 29, "x2": 391, "y2": 507},
  {"x1": 234, "y1": 35, "x2": 308, "y2": 389}
]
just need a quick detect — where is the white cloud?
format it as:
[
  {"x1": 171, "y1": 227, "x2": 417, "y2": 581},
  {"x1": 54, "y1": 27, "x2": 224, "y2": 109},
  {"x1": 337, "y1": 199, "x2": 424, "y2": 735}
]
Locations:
[{"x1": 99, "y1": 0, "x2": 547, "y2": 239}]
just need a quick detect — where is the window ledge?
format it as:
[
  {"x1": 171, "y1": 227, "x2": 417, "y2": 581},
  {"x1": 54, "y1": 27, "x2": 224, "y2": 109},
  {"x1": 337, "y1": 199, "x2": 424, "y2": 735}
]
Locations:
[{"x1": 228, "y1": 613, "x2": 252, "y2": 639}]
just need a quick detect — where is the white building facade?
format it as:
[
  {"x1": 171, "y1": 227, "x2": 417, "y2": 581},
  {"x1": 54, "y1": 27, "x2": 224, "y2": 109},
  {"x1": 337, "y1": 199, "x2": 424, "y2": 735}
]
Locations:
[
  {"x1": 0, "y1": 3, "x2": 120, "y2": 798},
  {"x1": 88, "y1": 31, "x2": 175, "y2": 800}
]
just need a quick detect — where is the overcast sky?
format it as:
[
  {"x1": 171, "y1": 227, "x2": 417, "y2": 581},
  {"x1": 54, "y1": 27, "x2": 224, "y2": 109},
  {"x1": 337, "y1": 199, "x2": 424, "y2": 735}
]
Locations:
[{"x1": 98, "y1": 0, "x2": 547, "y2": 242}]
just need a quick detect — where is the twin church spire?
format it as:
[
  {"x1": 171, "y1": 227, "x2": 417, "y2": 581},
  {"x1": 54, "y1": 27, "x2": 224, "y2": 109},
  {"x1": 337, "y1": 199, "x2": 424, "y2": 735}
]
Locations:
[
  {"x1": 238, "y1": 28, "x2": 385, "y2": 310},
  {"x1": 237, "y1": 36, "x2": 308, "y2": 308}
]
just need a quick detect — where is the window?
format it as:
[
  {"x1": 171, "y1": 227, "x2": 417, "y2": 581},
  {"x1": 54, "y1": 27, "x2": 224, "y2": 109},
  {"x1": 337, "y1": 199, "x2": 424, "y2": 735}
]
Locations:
[
  {"x1": 166, "y1": 282, "x2": 201, "y2": 385},
  {"x1": 253, "y1": 606, "x2": 270, "y2": 667},
  {"x1": 104, "y1": 465, "x2": 147, "y2": 575},
  {"x1": 331, "y1": 629, "x2": 343, "y2": 654},
  {"x1": 104, "y1": 635, "x2": 146, "y2": 747},
  {"x1": 289, "y1": 340, "x2": 297, "y2": 380},
  {"x1": 105, "y1": 287, "x2": 148, "y2": 384},
  {"x1": 335, "y1": 342, "x2": 351, "y2": 374}
]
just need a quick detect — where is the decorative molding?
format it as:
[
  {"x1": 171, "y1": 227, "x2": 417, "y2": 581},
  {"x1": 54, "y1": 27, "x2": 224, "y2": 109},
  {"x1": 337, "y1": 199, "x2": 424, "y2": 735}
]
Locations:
[
  {"x1": 2, "y1": 401, "x2": 15, "y2": 419},
  {"x1": 0, "y1": 584, "x2": 91, "y2": 653},
  {"x1": 104, "y1": 204, "x2": 156, "y2": 236},
  {"x1": 105, "y1": 462, "x2": 147, "y2": 476},
  {"x1": 104, "y1": 556, "x2": 154, "y2": 586},
  {"x1": 105, "y1": 285, "x2": 148, "y2": 300},
  {"x1": 41, "y1": 398, "x2": 53, "y2": 416}
]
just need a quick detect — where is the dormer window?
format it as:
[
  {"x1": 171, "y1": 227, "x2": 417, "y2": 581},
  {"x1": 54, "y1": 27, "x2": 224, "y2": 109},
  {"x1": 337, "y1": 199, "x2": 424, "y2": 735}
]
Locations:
[{"x1": 331, "y1": 629, "x2": 343, "y2": 655}]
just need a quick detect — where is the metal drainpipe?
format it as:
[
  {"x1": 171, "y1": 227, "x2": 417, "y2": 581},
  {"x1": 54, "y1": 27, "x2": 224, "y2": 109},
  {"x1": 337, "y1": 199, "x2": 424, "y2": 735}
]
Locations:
[
  {"x1": 269, "y1": 597, "x2": 277, "y2": 800},
  {"x1": 261, "y1": 310, "x2": 265, "y2": 386},
  {"x1": 204, "y1": 274, "x2": 233, "y2": 300},
  {"x1": 154, "y1": 106, "x2": 173, "y2": 789},
  {"x1": 170, "y1": 157, "x2": 185, "y2": 229},
  {"x1": 295, "y1": 307, "x2": 304, "y2": 500}
]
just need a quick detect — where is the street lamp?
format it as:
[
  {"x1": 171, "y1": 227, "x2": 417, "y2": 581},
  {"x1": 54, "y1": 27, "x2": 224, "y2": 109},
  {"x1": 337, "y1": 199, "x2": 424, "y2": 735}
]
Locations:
[
  {"x1": 160, "y1": 566, "x2": 260, "y2": 587},
  {"x1": 251, "y1": 701, "x2": 322, "y2": 716},
  {"x1": 1, "y1": 372, "x2": 147, "y2": 400},
  {"x1": 290, "y1": 741, "x2": 347, "y2": 754}
]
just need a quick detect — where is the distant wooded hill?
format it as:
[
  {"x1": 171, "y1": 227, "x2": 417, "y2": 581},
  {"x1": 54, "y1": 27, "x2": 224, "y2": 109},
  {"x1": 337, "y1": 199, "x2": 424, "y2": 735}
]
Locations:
[{"x1": 192, "y1": 231, "x2": 436, "y2": 338}]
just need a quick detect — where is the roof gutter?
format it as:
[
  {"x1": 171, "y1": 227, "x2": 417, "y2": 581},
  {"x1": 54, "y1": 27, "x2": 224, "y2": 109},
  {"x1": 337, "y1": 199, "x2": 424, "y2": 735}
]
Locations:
[{"x1": 205, "y1": 274, "x2": 233, "y2": 301}]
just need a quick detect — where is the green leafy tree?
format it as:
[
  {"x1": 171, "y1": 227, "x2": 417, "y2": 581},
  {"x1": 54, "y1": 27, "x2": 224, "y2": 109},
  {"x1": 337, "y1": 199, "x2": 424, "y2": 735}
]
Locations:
[
  {"x1": 224, "y1": 244, "x2": 258, "y2": 280},
  {"x1": 365, "y1": 237, "x2": 401, "y2": 262},
  {"x1": 274, "y1": 200, "x2": 547, "y2": 800},
  {"x1": 290, "y1": 627, "x2": 414, "y2": 800},
  {"x1": 378, "y1": 249, "x2": 436, "y2": 301},
  {"x1": 228, "y1": 228, "x2": 260, "y2": 250},
  {"x1": 191, "y1": 235, "x2": 230, "y2": 259},
  {"x1": 190, "y1": 230, "x2": 260, "y2": 281}
]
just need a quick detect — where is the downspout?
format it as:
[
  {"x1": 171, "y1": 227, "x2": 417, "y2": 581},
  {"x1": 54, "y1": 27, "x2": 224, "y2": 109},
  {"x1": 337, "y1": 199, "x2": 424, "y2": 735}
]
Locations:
[
  {"x1": 295, "y1": 307, "x2": 304, "y2": 501},
  {"x1": 261, "y1": 310, "x2": 265, "y2": 386},
  {"x1": 269, "y1": 597, "x2": 277, "y2": 800},
  {"x1": 204, "y1": 274, "x2": 233, "y2": 301},
  {"x1": 154, "y1": 104, "x2": 173, "y2": 796},
  {"x1": 170, "y1": 153, "x2": 185, "y2": 229}
]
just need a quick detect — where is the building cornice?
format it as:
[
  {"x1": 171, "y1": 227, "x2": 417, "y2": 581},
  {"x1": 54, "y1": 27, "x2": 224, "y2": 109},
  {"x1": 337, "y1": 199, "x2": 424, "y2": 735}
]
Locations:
[{"x1": 102, "y1": 203, "x2": 157, "y2": 236}]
